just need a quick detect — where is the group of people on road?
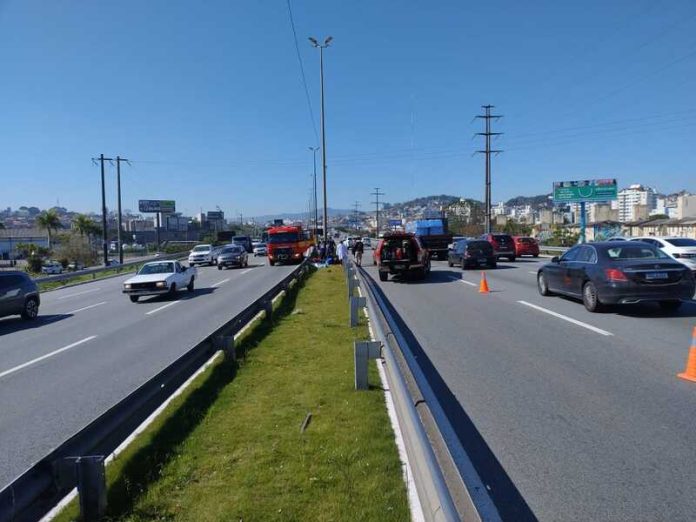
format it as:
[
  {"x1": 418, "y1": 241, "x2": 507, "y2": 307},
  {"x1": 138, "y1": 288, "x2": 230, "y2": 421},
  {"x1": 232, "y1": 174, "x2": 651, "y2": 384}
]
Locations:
[{"x1": 307, "y1": 237, "x2": 365, "y2": 266}]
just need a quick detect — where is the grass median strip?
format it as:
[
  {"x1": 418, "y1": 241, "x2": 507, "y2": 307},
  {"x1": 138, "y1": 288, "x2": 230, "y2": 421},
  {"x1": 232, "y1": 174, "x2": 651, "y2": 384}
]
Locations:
[{"x1": 55, "y1": 266, "x2": 409, "y2": 521}]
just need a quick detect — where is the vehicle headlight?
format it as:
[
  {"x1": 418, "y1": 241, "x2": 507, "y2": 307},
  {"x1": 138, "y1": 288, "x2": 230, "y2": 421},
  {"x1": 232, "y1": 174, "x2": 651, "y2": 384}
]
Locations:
[
  {"x1": 156, "y1": 281, "x2": 167, "y2": 288},
  {"x1": 124, "y1": 284, "x2": 131, "y2": 289}
]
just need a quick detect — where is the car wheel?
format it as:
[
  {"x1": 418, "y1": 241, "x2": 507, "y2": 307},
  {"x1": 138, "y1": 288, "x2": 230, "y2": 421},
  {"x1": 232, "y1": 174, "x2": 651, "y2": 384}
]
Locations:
[
  {"x1": 533, "y1": 254, "x2": 539, "y2": 258},
  {"x1": 582, "y1": 281, "x2": 603, "y2": 312},
  {"x1": 169, "y1": 283, "x2": 177, "y2": 298},
  {"x1": 379, "y1": 271, "x2": 388, "y2": 282},
  {"x1": 269, "y1": 260, "x2": 275, "y2": 266},
  {"x1": 659, "y1": 300, "x2": 681, "y2": 312},
  {"x1": 21, "y1": 297, "x2": 39, "y2": 320},
  {"x1": 217, "y1": 264, "x2": 223, "y2": 270},
  {"x1": 537, "y1": 272, "x2": 552, "y2": 296},
  {"x1": 129, "y1": 295, "x2": 139, "y2": 303},
  {"x1": 448, "y1": 259, "x2": 453, "y2": 267},
  {"x1": 509, "y1": 255, "x2": 516, "y2": 262},
  {"x1": 490, "y1": 261, "x2": 497, "y2": 269},
  {"x1": 187, "y1": 278, "x2": 195, "y2": 292}
]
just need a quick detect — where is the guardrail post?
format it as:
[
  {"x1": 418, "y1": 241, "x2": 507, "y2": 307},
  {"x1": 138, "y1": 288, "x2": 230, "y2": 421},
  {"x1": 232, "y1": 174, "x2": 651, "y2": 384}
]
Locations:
[
  {"x1": 347, "y1": 275, "x2": 359, "y2": 299},
  {"x1": 354, "y1": 341, "x2": 381, "y2": 390},
  {"x1": 350, "y1": 296, "x2": 366, "y2": 327},
  {"x1": 263, "y1": 300, "x2": 273, "y2": 320},
  {"x1": 76, "y1": 455, "x2": 107, "y2": 520},
  {"x1": 219, "y1": 335, "x2": 236, "y2": 361}
]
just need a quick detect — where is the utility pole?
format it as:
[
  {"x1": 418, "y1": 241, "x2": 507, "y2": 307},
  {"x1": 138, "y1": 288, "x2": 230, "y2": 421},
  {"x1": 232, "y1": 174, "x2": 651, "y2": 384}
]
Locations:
[
  {"x1": 475, "y1": 105, "x2": 503, "y2": 234},
  {"x1": 309, "y1": 36, "x2": 332, "y2": 244},
  {"x1": 114, "y1": 156, "x2": 129, "y2": 264},
  {"x1": 352, "y1": 201, "x2": 361, "y2": 230},
  {"x1": 93, "y1": 154, "x2": 113, "y2": 266},
  {"x1": 309, "y1": 146, "x2": 319, "y2": 239},
  {"x1": 371, "y1": 188, "x2": 384, "y2": 238}
]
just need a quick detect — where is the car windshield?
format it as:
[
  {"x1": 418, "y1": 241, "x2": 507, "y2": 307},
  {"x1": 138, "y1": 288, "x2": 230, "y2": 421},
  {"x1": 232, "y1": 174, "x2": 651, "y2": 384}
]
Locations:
[
  {"x1": 138, "y1": 262, "x2": 175, "y2": 274},
  {"x1": 665, "y1": 238, "x2": 696, "y2": 247},
  {"x1": 269, "y1": 232, "x2": 299, "y2": 243},
  {"x1": 222, "y1": 246, "x2": 242, "y2": 254},
  {"x1": 517, "y1": 237, "x2": 534, "y2": 244},
  {"x1": 192, "y1": 245, "x2": 210, "y2": 252},
  {"x1": 604, "y1": 246, "x2": 670, "y2": 260}
]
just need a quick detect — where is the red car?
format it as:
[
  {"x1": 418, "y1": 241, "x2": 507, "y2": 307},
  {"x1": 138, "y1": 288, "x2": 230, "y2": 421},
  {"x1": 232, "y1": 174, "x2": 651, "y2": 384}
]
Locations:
[
  {"x1": 513, "y1": 236, "x2": 540, "y2": 257},
  {"x1": 374, "y1": 232, "x2": 431, "y2": 281},
  {"x1": 481, "y1": 233, "x2": 516, "y2": 261}
]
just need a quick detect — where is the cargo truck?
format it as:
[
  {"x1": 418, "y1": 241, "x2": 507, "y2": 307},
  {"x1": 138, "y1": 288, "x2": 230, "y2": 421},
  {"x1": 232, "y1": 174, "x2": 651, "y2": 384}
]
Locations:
[{"x1": 405, "y1": 217, "x2": 453, "y2": 260}]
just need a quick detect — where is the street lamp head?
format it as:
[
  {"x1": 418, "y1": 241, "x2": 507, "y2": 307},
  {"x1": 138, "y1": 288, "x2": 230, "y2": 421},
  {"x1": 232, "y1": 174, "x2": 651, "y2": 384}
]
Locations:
[
  {"x1": 308, "y1": 37, "x2": 318, "y2": 46},
  {"x1": 324, "y1": 36, "x2": 333, "y2": 46}
]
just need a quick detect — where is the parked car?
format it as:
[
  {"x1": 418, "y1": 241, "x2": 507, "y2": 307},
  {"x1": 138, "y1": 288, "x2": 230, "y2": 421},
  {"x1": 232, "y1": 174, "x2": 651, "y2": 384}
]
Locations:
[
  {"x1": 0, "y1": 271, "x2": 40, "y2": 320},
  {"x1": 629, "y1": 237, "x2": 696, "y2": 273},
  {"x1": 105, "y1": 259, "x2": 120, "y2": 267},
  {"x1": 41, "y1": 261, "x2": 63, "y2": 274},
  {"x1": 252, "y1": 242, "x2": 267, "y2": 256},
  {"x1": 374, "y1": 232, "x2": 430, "y2": 281},
  {"x1": 67, "y1": 261, "x2": 86, "y2": 271},
  {"x1": 537, "y1": 241, "x2": 695, "y2": 312},
  {"x1": 448, "y1": 239, "x2": 497, "y2": 269},
  {"x1": 481, "y1": 233, "x2": 516, "y2": 261},
  {"x1": 217, "y1": 245, "x2": 249, "y2": 269},
  {"x1": 188, "y1": 244, "x2": 215, "y2": 266},
  {"x1": 513, "y1": 236, "x2": 540, "y2": 257},
  {"x1": 232, "y1": 235, "x2": 253, "y2": 253},
  {"x1": 122, "y1": 260, "x2": 197, "y2": 302}
]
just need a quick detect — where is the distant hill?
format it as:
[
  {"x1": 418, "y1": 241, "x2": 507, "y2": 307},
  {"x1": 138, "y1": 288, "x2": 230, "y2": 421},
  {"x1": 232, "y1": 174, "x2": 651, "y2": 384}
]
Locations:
[
  {"x1": 251, "y1": 207, "x2": 352, "y2": 224},
  {"x1": 504, "y1": 194, "x2": 553, "y2": 208},
  {"x1": 383, "y1": 194, "x2": 461, "y2": 212}
]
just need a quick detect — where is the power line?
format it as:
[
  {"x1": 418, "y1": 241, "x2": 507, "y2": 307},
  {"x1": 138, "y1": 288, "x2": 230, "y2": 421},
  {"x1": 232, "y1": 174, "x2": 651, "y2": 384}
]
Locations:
[
  {"x1": 371, "y1": 188, "x2": 384, "y2": 238},
  {"x1": 285, "y1": 0, "x2": 320, "y2": 145}
]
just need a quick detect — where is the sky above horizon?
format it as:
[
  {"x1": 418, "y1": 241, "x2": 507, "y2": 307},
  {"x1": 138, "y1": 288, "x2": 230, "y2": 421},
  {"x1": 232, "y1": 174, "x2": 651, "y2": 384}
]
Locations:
[{"x1": 1, "y1": 0, "x2": 695, "y2": 217}]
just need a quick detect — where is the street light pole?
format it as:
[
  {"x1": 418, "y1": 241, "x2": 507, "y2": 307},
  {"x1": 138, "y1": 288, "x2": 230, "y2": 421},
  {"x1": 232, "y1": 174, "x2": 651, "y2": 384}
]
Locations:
[
  {"x1": 309, "y1": 36, "x2": 332, "y2": 245},
  {"x1": 309, "y1": 146, "x2": 319, "y2": 240}
]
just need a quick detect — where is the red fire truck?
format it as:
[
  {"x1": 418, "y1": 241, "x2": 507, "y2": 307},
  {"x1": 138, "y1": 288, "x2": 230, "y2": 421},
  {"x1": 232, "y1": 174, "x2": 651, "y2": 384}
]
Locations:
[{"x1": 267, "y1": 225, "x2": 313, "y2": 265}]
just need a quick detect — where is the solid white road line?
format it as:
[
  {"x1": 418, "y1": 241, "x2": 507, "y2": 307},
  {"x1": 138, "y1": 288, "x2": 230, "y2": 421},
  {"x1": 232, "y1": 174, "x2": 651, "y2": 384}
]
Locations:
[
  {"x1": 449, "y1": 276, "x2": 478, "y2": 287},
  {"x1": 57, "y1": 288, "x2": 101, "y2": 300},
  {"x1": 517, "y1": 300, "x2": 613, "y2": 336},
  {"x1": 211, "y1": 278, "x2": 230, "y2": 287},
  {"x1": 0, "y1": 336, "x2": 97, "y2": 379},
  {"x1": 240, "y1": 268, "x2": 252, "y2": 275},
  {"x1": 528, "y1": 271, "x2": 537, "y2": 274},
  {"x1": 145, "y1": 301, "x2": 179, "y2": 315},
  {"x1": 66, "y1": 301, "x2": 107, "y2": 314}
]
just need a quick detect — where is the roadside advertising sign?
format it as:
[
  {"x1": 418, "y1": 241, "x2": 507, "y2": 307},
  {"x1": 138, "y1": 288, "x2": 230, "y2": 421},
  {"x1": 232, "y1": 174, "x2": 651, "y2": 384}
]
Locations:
[
  {"x1": 138, "y1": 199, "x2": 176, "y2": 213},
  {"x1": 552, "y1": 179, "x2": 617, "y2": 203}
]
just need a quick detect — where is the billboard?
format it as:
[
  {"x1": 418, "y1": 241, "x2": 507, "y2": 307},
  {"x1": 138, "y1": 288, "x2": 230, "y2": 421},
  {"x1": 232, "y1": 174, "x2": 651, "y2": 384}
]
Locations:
[
  {"x1": 388, "y1": 219, "x2": 403, "y2": 227},
  {"x1": 206, "y1": 211, "x2": 224, "y2": 220},
  {"x1": 552, "y1": 179, "x2": 617, "y2": 203},
  {"x1": 139, "y1": 199, "x2": 176, "y2": 213}
]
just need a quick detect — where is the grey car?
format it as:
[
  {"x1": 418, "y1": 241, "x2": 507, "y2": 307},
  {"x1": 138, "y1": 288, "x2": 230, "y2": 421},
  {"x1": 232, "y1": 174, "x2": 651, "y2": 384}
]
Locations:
[
  {"x1": 0, "y1": 271, "x2": 40, "y2": 320},
  {"x1": 217, "y1": 245, "x2": 249, "y2": 269}
]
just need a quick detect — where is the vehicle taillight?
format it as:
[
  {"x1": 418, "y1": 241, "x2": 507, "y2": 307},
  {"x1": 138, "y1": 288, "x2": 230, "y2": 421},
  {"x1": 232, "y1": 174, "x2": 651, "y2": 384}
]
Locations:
[{"x1": 604, "y1": 268, "x2": 628, "y2": 282}]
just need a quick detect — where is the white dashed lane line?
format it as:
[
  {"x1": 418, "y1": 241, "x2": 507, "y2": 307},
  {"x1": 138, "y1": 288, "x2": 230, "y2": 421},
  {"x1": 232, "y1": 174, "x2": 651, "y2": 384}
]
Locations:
[
  {"x1": 448, "y1": 276, "x2": 479, "y2": 287},
  {"x1": 0, "y1": 336, "x2": 98, "y2": 380},
  {"x1": 145, "y1": 301, "x2": 179, "y2": 316},
  {"x1": 517, "y1": 300, "x2": 613, "y2": 336},
  {"x1": 66, "y1": 301, "x2": 107, "y2": 314},
  {"x1": 211, "y1": 278, "x2": 230, "y2": 287},
  {"x1": 57, "y1": 288, "x2": 101, "y2": 300}
]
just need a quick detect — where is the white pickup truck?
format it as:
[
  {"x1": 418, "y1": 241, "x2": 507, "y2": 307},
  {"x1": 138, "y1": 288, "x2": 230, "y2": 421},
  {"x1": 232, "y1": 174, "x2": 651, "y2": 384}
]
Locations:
[
  {"x1": 188, "y1": 244, "x2": 215, "y2": 266},
  {"x1": 122, "y1": 260, "x2": 197, "y2": 302}
]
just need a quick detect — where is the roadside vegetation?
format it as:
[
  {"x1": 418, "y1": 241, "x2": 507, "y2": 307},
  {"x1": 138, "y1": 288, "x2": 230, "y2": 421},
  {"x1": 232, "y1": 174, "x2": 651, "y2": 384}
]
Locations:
[{"x1": 55, "y1": 266, "x2": 409, "y2": 521}]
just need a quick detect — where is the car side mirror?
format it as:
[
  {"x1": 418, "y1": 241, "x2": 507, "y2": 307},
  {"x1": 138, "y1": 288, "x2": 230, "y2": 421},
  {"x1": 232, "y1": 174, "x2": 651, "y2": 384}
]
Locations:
[{"x1": 551, "y1": 256, "x2": 560, "y2": 263}]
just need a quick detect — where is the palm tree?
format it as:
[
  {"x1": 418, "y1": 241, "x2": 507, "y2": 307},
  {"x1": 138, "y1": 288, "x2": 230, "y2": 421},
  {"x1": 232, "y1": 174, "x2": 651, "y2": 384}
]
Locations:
[
  {"x1": 73, "y1": 214, "x2": 96, "y2": 237},
  {"x1": 36, "y1": 209, "x2": 62, "y2": 249}
]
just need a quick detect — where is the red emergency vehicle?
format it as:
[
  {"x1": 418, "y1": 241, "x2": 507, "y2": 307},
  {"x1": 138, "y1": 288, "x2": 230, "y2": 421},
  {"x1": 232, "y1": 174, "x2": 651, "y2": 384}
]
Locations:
[{"x1": 267, "y1": 225, "x2": 313, "y2": 265}]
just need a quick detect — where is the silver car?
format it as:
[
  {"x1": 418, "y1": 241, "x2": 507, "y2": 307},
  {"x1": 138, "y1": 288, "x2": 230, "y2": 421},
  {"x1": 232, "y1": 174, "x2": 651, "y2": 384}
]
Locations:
[
  {"x1": 217, "y1": 245, "x2": 249, "y2": 270},
  {"x1": 0, "y1": 271, "x2": 40, "y2": 320}
]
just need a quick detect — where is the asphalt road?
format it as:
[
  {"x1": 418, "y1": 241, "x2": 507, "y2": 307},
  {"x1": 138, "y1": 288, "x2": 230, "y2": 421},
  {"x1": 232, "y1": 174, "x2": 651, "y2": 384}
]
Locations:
[
  {"x1": 0, "y1": 258, "x2": 296, "y2": 488},
  {"x1": 363, "y1": 254, "x2": 696, "y2": 522}
]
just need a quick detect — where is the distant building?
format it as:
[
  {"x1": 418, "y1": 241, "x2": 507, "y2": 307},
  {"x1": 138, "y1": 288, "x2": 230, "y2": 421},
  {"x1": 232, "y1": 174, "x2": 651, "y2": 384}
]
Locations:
[
  {"x1": 126, "y1": 218, "x2": 155, "y2": 232},
  {"x1": 618, "y1": 185, "x2": 657, "y2": 222},
  {"x1": 676, "y1": 195, "x2": 696, "y2": 219}
]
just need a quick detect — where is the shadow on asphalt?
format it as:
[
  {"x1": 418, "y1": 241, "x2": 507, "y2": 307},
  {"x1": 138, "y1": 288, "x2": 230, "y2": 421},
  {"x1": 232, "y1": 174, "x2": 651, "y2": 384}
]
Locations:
[
  {"x1": 135, "y1": 287, "x2": 218, "y2": 303},
  {"x1": 368, "y1": 276, "x2": 538, "y2": 521},
  {"x1": 0, "y1": 314, "x2": 72, "y2": 336},
  {"x1": 549, "y1": 294, "x2": 696, "y2": 318}
]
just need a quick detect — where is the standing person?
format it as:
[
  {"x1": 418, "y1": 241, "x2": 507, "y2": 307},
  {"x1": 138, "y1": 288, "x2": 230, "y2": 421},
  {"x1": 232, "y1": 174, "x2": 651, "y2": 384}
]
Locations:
[
  {"x1": 319, "y1": 241, "x2": 326, "y2": 260},
  {"x1": 353, "y1": 238, "x2": 364, "y2": 266},
  {"x1": 336, "y1": 240, "x2": 348, "y2": 264}
]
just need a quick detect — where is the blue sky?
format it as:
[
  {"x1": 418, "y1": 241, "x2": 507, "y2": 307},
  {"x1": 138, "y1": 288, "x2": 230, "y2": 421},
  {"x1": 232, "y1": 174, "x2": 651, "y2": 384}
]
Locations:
[{"x1": 1, "y1": 0, "x2": 695, "y2": 217}]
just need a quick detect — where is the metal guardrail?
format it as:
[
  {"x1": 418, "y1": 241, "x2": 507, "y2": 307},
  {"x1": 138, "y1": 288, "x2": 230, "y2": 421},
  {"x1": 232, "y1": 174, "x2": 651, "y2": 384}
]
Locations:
[
  {"x1": 0, "y1": 261, "x2": 310, "y2": 522},
  {"x1": 32, "y1": 253, "x2": 188, "y2": 285},
  {"x1": 538, "y1": 246, "x2": 569, "y2": 253},
  {"x1": 346, "y1": 258, "x2": 502, "y2": 522}
]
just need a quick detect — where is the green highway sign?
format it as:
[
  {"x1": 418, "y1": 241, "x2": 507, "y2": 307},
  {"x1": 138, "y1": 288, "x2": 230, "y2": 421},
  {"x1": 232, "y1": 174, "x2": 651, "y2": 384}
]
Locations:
[
  {"x1": 138, "y1": 199, "x2": 176, "y2": 213},
  {"x1": 552, "y1": 179, "x2": 617, "y2": 203}
]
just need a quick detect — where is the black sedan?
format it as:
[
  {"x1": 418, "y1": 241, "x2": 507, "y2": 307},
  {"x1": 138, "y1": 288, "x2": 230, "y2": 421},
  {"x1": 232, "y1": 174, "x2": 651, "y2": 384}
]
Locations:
[
  {"x1": 537, "y1": 242, "x2": 695, "y2": 312},
  {"x1": 448, "y1": 239, "x2": 497, "y2": 269}
]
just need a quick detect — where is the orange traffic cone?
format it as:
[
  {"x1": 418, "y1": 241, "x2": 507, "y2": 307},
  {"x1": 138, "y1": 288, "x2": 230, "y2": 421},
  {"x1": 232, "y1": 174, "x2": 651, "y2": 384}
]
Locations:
[
  {"x1": 677, "y1": 326, "x2": 696, "y2": 383},
  {"x1": 478, "y1": 272, "x2": 490, "y2": 294}
]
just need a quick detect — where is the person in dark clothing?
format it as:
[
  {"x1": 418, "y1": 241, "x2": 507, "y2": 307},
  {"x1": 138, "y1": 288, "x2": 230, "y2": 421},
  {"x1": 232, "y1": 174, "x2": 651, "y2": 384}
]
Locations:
[{"x1": 353, "y1": 239, "x2": 364, "y2": 266}]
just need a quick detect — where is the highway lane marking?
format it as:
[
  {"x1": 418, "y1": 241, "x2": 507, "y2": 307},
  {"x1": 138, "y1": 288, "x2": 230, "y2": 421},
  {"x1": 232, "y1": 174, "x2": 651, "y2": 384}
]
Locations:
[
  {"x1": 66, "y1": 301, "x2": 107, "y2": 314},
  {"x1": 448, "y1": 276, "x2": 478, "y2": 287},
  {"x1": 0, "y1": 336, "x2": 97, "y2": 380},
  {"x1": 212, "y1": 278, "x2": 230, "y2": 287},
  {"x1": 528, "y1": 271, "x2": 537, "y2": 275},
  {"x1": 57, "y1": 288, "x2": 101, "y2": 300},
  {"x1": 240, "y1": 269, "x2": 252, "y2": 275},
  {"x1": 517, "y1": 301, "x2": 613, "y2": 336},
  {"x1": 145, "y1": 301, "x2": 179, "y2": 315}
]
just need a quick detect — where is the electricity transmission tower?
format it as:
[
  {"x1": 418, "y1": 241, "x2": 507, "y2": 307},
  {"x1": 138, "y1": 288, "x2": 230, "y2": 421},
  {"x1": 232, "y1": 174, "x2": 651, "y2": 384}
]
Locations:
[{"x1": 475, "y1": 105, "x2": 503, "y2": 234}]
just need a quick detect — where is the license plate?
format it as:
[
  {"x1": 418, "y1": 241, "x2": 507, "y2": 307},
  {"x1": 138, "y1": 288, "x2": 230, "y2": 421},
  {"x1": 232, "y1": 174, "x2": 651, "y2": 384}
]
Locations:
[
  {"x1": 645, "y1": 272, "x2": 668, "y2": 280},
  {"x1": 393, "y1": 265, "x2": 405, "y2": 270},
  {"x1": 478, "y1": 258, "x2": 487, "y2": 265}
]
